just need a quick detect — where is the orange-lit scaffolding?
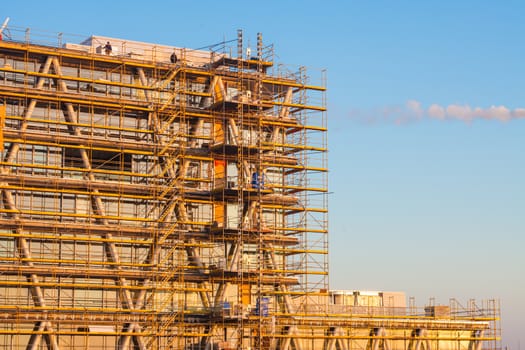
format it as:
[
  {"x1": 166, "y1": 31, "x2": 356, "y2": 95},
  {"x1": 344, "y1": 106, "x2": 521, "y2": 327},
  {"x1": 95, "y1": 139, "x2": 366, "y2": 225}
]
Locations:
[{"x1": 0, "y1": 25, "x2": 499, "y2": 350}]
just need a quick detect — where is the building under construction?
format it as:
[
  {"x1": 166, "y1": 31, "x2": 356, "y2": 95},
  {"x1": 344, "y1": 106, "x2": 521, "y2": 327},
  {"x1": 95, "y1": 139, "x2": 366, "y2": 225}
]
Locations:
[{"x1": 0, "y1": 24, "x2": 500, "y2": 350}]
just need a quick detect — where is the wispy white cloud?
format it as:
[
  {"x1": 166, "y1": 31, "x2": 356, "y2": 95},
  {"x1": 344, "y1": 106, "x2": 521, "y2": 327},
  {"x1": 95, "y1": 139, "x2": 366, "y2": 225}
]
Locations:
[
  {"x1": 428, "y1": 104, "x2": 446, "y2": 120},
  {"x1": 348, "y1": 100, "x2": 525, "y2": 124}
]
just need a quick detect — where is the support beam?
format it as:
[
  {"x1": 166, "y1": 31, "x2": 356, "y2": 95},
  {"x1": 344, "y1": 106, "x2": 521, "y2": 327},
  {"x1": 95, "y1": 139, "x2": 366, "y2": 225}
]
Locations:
[
  {"x1": 270, "y1": 86, "x2": 294, "y2": 144},
  {"x1": 53, "y1": 57, "x2": 146, "y2": 350},
  {"x1": 0, "y1": 55, "x2": 60, "y2": 350}
]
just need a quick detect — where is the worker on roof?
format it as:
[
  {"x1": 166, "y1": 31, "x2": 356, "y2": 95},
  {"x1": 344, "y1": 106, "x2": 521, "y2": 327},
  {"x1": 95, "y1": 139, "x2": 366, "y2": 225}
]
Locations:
[
  {"x1": 170, "y1": 50, "x2": 177, "y2": 64},
  {"x1": 104, "y1": 41, "x2": 112, "y2": 55}
]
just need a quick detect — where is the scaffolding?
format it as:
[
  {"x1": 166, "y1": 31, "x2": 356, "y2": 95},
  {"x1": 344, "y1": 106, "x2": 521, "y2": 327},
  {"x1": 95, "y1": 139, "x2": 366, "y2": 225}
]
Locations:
[{"x1": 0, "y1": 25, "x2": 499, "y2": 350}]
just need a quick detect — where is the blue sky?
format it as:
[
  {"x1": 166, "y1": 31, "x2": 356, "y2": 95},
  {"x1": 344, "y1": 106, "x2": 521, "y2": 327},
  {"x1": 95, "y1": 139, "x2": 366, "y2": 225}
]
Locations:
[{"x1": 3, "y1": 0, "x2": 524, "y2": 347}]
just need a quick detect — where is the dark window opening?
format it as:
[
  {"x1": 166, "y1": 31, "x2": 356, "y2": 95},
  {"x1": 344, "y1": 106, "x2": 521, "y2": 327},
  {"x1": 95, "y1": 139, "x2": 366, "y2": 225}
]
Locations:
[{"x1": 64, "y1": 148, "x2": 132, "y2": 172}]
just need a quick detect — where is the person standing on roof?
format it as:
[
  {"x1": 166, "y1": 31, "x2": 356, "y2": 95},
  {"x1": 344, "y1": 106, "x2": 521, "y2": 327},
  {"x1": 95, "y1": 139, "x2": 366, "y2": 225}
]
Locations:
[
  {"x1": 170, "y1": 50, "x2": 177, "y2": 64},
  {"x1": 104, "y1": 41, "x2": 112, "y2": 55}
]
